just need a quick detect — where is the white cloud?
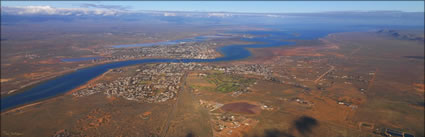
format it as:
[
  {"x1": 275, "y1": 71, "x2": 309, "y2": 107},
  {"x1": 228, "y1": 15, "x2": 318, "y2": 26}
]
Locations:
[
  {"x1": 1, "y1": 6, "x2": 124, "y2": 16},
  {"x1": 163, "y1": 12, "x2": 176, "y2": 17},
  {"x1": 207, "y1": 13, "x2": 233, "y2": 17},
  {"x1": 266, "y1": 14, "x2": 286, "y2": 18}
]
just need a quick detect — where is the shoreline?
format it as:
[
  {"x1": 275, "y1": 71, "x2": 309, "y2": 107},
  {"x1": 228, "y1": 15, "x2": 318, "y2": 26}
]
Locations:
[
  {"x1": 1, "y1": 69, "x2": 112, "y2": 114},
  {"x1": 0, "y1": 31, "x2": 308, "y2": 111},
  {"x1": 66, "y1": 69, "x2": 112, "y2": 95},
  {"x1": 0, "y1": 38, "x2": 247, "y2": 97},
  {"x1": 1, "y1": 56, "x2": 166, "y2": 97}
]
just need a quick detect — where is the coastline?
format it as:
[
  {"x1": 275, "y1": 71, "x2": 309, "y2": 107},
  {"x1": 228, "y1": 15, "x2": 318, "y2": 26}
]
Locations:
[
  {"x1": 66, "y1": 69, "x2": 112, "y2": 95},
  {"x1": 0, "y1": 69, "x2": 112, "y2": 114}
]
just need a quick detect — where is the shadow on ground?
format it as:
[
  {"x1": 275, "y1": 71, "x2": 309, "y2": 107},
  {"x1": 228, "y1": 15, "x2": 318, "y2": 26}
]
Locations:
[
  {"x1": 185, "y1": 132, "x2": 195, "y2": 137},
  {"x1": 182, "y1": 116, "x2": 319, "y2": 137},
  {"x1": 250, "y1": 115, "x2": 319, "y2": 137},
  {"x1": 294, "y1": 116, "x2": 318, "y2": 135}
]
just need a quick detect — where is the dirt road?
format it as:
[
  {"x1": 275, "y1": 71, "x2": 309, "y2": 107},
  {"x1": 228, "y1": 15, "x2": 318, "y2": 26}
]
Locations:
[
  {"x1": 314, "y1": 65, "x2": 335, "y2": 83},
  {"x1": 160, "y1": 72, "x2": 213, "y2": 137}
]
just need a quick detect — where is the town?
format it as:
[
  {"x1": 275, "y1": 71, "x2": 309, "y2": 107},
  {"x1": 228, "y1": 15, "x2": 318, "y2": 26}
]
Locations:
[
  {"x1": 73, "y1": 63, "x2": 274, "y2": 103},
  {"x1": 91, "y1": 41, "x2": 220, "y2": 63}
]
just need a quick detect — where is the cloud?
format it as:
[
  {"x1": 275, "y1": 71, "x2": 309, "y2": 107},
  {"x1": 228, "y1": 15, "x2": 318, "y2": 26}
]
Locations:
[
  {"x1": 207, "y1": 13, "x2": 233, "y2": 17},
  {"x1": 80, "y1": 3, "x2": 130, "y2": 11},
  {"x1": 163, "y1": 12, "x2": 176, "y2": 17},
  {"x1": 1, "y1": 5, "x2": 123, "y2": 16}
]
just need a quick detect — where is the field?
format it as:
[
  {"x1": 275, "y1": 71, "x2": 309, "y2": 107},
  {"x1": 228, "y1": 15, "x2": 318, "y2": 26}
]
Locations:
[{"x1": 189, "y1": 71, "x2": 255, "y2": 93}]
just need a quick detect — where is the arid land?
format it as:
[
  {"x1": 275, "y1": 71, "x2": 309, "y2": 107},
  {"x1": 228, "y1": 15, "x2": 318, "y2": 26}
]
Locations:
[{"x1": 1, "y1": 30, "x2": 424, "y2": 137}]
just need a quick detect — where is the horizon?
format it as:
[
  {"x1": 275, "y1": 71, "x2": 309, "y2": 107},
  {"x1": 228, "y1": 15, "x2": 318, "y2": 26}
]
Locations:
[{"x1": 1, "y1": 1, "x2": 424, "y2": 15}]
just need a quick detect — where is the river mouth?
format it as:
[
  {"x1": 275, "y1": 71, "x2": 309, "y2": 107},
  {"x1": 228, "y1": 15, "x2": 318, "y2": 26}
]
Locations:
[{"x1": 221, "y1": 102, "x2": 261, "y2": 115}]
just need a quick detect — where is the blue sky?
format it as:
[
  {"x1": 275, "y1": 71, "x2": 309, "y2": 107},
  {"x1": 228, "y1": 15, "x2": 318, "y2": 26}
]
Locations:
[{"x1": 1, "y1": 1, "x2": 424, "y2": 13}]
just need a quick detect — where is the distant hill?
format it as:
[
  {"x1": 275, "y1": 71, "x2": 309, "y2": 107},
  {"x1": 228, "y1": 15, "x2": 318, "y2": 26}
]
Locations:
[{"x1": 377, "y1": 29, "x2": 425, "y2": 42}]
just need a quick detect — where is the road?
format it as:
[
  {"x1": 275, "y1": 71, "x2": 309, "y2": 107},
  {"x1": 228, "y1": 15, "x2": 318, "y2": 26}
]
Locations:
[
  {"x1": 314, "y1": 65, "x2": 335, "y2": 83},
  {"x1": 160, "y1": 72, "x2": 212, "y2": 137}
]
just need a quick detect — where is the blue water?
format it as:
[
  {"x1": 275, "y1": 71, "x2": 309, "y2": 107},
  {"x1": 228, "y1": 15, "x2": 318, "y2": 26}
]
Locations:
[
  {"x1": 61, "y1": 57, "x2": 101, "y2": 62},
  {"x1": 0, "y1": 30, "x2": 328, "y2": 111}
]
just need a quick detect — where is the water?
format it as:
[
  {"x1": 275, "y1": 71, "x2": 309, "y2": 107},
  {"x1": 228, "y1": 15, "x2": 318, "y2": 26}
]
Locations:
[{"x1": 0, "y1": 30, "x2": 326, "y2": 111}]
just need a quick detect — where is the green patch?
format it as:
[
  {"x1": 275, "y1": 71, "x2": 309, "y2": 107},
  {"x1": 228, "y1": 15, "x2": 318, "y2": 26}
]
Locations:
[
  {"x1": 201, "y1": 71, "x2": 255, "y2": 93},
  {"x1": 139, "y1": 81, "x2": 150, "y2": 84}
]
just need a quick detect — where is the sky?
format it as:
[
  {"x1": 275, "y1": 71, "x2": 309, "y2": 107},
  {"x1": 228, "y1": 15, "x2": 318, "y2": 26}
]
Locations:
[{"x1": 1, "y1": 1, "x2": 424, "y2": 13}]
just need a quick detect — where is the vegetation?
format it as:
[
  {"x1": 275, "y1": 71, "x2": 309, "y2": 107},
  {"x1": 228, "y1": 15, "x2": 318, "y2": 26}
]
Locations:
[{"x1": 203, "y1": 71, "x2": 255, "y2": 93}]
